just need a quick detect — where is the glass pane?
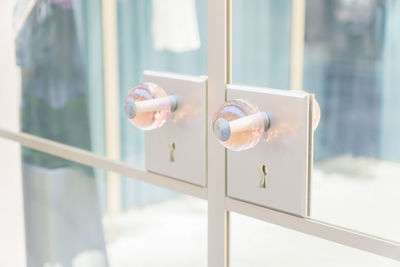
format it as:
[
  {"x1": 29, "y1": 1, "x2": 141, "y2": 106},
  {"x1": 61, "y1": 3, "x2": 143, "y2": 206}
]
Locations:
[
  {"x1": 0, "y1": 140, "x2": 207, "y2": 266},
  {"x1": 105, "y1": 194, "x2": 207, "y2": 267},
  {"x1": 305, "y1": 0, "x2": 400, "y2": 241},
  {"x1": 116, "y1": 0, "x2": 207, "y2": 208},
  {"x1": 230, "y1": 212, "x2": 399, "y2": 267},
  {"x1": 231, "y1": 1, "x2": 400, "y2": 241},
  {"x1": 1, "y1": 1, "x2": 105, "y2": 155},
  {"x1": 232, "y1": 0, "x2": 291, "y2": 88}
]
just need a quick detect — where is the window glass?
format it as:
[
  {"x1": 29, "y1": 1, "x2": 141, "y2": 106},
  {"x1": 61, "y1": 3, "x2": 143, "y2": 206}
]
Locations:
[
  {"x1": 232, "y1": 0, "x2": 291, "y2": 88},
  {"x1": 11, "y1": 1, "x2": 106, "y2": 156},
  {"x1": 116, "y1": 0, "x2": 207, "y2": 209},
  {"x1": 305, "y1": 0, "x2": 400, "y2": 242},
  {"x1": 0, "y1": 141, "x2": 207, "y2": 267},
  {"x1": 230, "y1": 212, "x2": 399, "y2": 267}
]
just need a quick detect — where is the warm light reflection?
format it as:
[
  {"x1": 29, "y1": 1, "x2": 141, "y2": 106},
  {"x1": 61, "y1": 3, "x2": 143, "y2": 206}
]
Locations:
[
  {"x1": 124, "y1": 82, "x2": 171, "y2": 130},
  {"x1": 213, "y1": 99, "x2": 266, "y2": 151}
]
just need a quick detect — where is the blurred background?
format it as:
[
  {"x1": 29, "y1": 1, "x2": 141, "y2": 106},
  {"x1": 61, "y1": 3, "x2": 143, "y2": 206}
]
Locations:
[{"x1": 1, "y1": 0, "x2": 400, "y2": 266}]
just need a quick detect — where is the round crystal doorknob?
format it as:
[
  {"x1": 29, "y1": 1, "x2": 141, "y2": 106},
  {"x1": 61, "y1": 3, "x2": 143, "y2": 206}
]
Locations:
[
  {"x1": 124, "y1": 82, "x2": 178, "y2": 130},
  {"x1": 212, "y1": 99, "x2": 270, "y2": 151}
]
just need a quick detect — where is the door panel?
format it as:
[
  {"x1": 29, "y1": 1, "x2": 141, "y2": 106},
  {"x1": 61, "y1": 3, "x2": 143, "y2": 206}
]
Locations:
[
  {"x1": 231, "y1": 0, "x2": 400, "y2": 242},
  {"x1": 304, "y1": 0, "x2": 400, "y2": 242}
]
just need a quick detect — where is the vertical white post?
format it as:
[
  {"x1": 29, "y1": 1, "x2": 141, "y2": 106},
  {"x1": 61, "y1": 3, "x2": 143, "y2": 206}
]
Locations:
[
  {"x1": 102, "y1": 0, "x2": 122, "y2": 217},
  {"x1": 208, "y1": 0, "x2": 230, "y2": 266},
  {"x1": 290, "y1": 0, "x2": 306, "y2": 91},
  {"x1": 0, "y1": 1, "x2": 26, "y2": 266}
]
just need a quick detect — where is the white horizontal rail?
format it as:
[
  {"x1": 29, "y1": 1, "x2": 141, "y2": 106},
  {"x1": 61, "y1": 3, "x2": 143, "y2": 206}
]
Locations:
[
  {"x1": 0, "y1": 128, "x2": 208, "y2": 200},
  {"x1": 2, "y1": 128, "x2": 399, "y2": 261},
  {"x1": 225, "y1": 197, "x2": 400, "y2": 261}
]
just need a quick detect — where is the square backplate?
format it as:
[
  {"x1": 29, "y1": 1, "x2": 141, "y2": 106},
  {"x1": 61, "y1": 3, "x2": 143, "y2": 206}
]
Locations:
[
  {"x1": 227, "y1": 84, "x2": 313, "y2": 217},
  {"x1": 144, "y1": 71, "x2": 207, "y2": 187}
]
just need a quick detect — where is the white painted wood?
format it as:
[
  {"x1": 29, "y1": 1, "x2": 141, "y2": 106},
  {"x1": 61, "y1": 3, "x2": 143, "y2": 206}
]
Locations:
[
  {"x1": 226, "y1": 84, "x2": 312, "y2": 217},
  {"x1": 0, "y1": 1, "x2": 26, "y2": 266},
  {"x1": 0, "y1": 129, "x2": 207, "y2": 201},
  {"x1": 144, "y1": 71, "x2": 207, "y2": 187},
  {"x1": 207, "y1": 0, "x2": 230, "y2": 266},
  {"x1": 290, "y1": 0, "x2": 306, "y2": 91}
]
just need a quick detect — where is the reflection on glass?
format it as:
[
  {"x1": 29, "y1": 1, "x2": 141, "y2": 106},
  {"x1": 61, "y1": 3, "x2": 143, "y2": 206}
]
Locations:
[
  {"x1": 15, "y1": 146, "x2": 207, "y2": 267},
  {"x1": 14, "y1": 1, "x2": 105, "y2": 155},
  {"x1": 230, "y1": 213, "x2": 399, "y2": 267},
  {"x1": 304, "y1": 0, "x2": 400, "y2": 241}
]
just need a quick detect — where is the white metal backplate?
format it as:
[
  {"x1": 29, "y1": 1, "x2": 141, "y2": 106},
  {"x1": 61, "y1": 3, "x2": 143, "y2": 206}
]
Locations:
[
  {"x1": 144, "y1": 71, "x2": 207, "y2": 187},
  {"x1": 227, "y1": 84, "x2": 313, "y2": 217}
]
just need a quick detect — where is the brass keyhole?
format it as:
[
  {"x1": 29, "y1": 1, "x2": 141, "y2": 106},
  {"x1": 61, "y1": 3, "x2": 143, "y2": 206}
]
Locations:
[
  {"x1": 259, "y1": 164, "x2": 267, "y2": 188},
  {"x1": 169, "y1": 142, "x2": 175, "y2": 162}
]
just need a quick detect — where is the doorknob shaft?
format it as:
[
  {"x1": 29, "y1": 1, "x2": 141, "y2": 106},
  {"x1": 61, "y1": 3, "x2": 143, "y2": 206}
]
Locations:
[{"x1": 214, "y1": 111, "x2": 270, "y2": 142}]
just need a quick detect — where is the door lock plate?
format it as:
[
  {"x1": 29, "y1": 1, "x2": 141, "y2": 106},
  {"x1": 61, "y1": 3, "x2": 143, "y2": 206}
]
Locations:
[
  {"x1": 144, "y1": 71, "x2": 207, "y2": 187},
  {"x1": 226, "y1": 84, "x2": 314, "y2": 217}
]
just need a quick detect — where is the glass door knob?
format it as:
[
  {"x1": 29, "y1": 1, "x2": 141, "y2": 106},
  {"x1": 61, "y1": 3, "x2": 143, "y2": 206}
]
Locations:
[
  {"x1": 124, "y1": 82, "x2": 178, "y2": 130},
  {"x1": 212, "y1": 99, "x2": 270, "y2": 151}
]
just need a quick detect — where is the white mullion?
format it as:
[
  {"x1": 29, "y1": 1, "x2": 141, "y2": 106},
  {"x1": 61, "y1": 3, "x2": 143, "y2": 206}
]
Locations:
[
  {"x1": 290, "y1": 0, "x2": 306, "y2": 91},
  {"x1": 0, "y1": 128, "x2": 207, "y2": 200},
  {"x1": 0, "y1": 1, "x2": 26, "y2": 265},
  {"x1": 102, "y1": 0, "x2": 122, "y2": 215},
  {"x1": 207, "y1": 0, "x2": 230, "y2": 267}
]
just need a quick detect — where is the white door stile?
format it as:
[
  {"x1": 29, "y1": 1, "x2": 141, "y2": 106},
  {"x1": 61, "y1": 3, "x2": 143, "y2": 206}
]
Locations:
[
  {"x1": 226, "y1": 198, "x2": 400, "y2": 261},
  {"x1": 207, "y1": 0, "x2": 230, "y2": 267}
]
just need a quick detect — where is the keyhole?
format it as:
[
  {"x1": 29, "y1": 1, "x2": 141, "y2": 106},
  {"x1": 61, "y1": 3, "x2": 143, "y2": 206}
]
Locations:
[
  {"x1": 259, "y1": 164, "x2": 267, "y2": 188},
  {"x1": 169, "y1": 142, "x2": 175, "y2": 162}
]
